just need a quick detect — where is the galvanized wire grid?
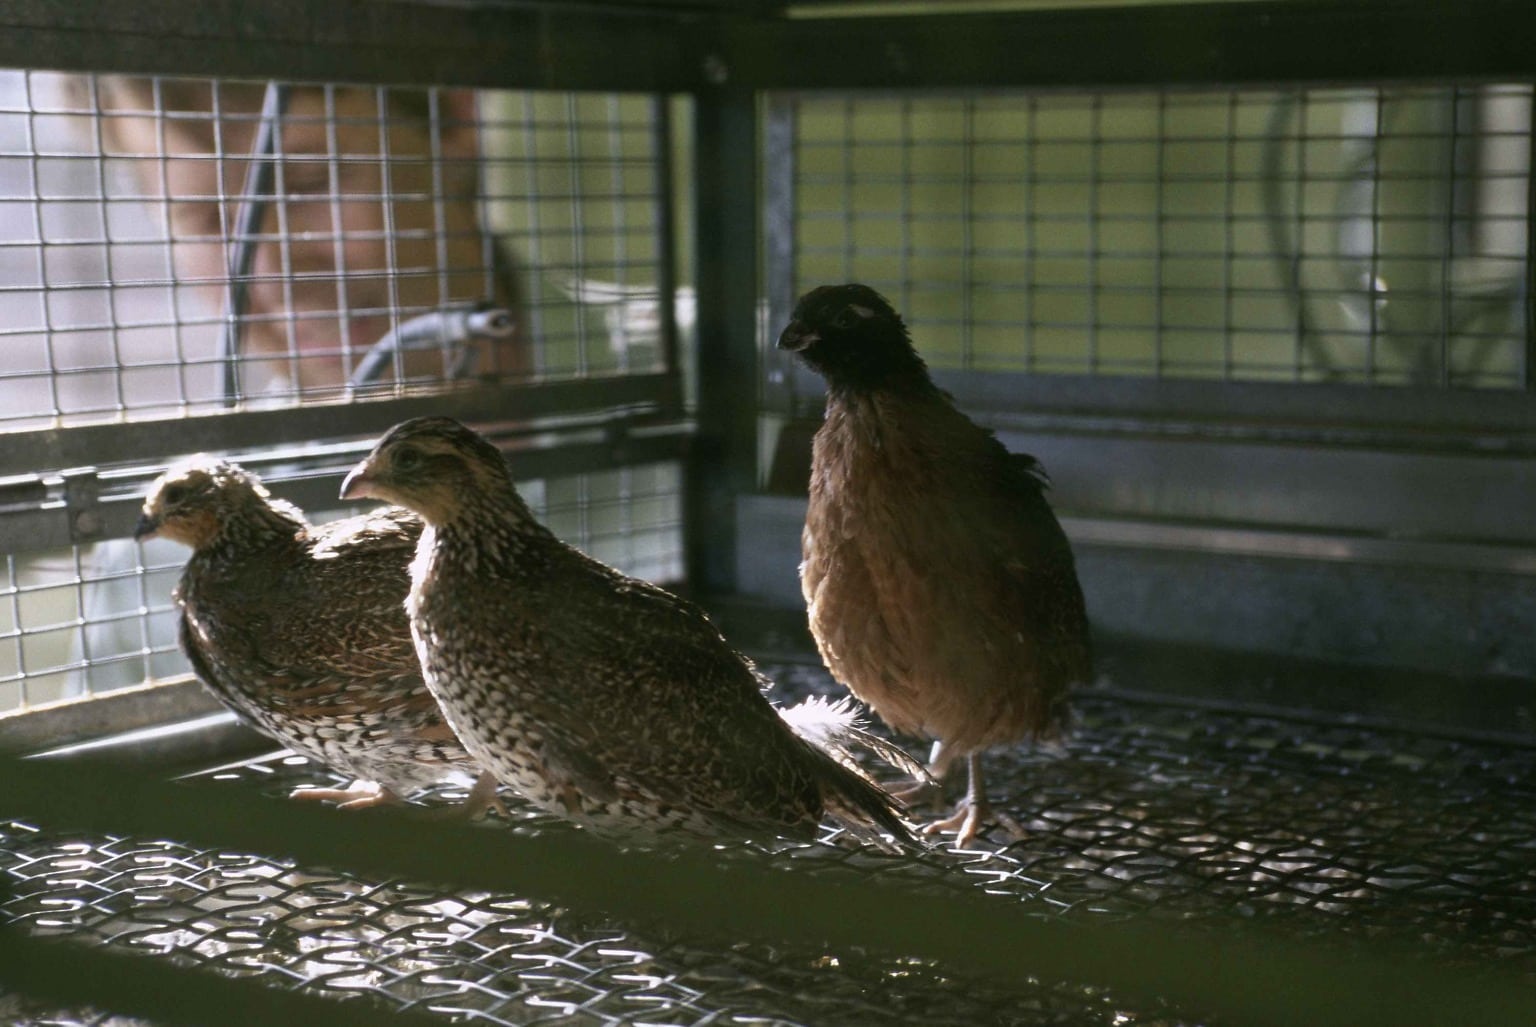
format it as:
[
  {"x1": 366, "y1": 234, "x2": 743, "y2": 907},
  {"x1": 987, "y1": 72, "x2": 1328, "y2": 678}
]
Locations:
[
  {"x1": 4, "y1": 656, "x2": 1533, "y2": 1026},
  {"x1": 0, "y1": 462, "x2": 682, "y2": 714},
  {"x1": 0, "y1": 70, "x2": 673, "y2": 427},
  {"x1": 778, "y1": 85, "x2": 1531, "y2": 398}
]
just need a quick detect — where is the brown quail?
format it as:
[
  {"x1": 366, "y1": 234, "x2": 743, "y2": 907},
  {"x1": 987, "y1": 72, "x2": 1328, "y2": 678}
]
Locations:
[
  {"x1": 137, "y1": 457, "x2": 496, "y2": 813},
  {"x1": 339, "y1": 417, "x2": 919, "y2": 847},
  {"x1": 779, "y1": 284, "x2": 1093, "y2": 847}
]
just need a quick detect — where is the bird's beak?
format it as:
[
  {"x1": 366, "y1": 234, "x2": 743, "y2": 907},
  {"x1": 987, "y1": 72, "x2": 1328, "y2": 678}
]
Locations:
[
  {"x1": 777, "y1": 321, "x2": 817, "y2": 353},
  {"x1": 132, "y1": 512, "x2": 160, "y2": 541},
  {"x1": 339, "y1": 458, "x2": 380, "y2": 502}
]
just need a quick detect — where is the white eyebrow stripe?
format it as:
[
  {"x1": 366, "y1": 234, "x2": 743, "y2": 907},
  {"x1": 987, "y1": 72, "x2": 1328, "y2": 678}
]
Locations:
[{"x1": 849, "y1": 304, "x2": 875, "y2": 318}]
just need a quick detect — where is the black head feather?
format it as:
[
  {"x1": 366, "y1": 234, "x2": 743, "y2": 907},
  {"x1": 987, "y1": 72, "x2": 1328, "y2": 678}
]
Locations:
[{"x1": 777, "y1": 283, "x2": 929, "y2": 390}]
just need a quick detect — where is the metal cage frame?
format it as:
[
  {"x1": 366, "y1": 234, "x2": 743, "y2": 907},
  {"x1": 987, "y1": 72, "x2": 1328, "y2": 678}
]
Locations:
[{"x1": 1, "y1": 1, "x2": 1535, "y2": 1024}]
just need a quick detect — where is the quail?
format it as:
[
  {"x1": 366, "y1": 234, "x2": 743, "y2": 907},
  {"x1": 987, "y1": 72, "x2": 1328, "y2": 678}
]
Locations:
[
  {"x1": 778, "y1": 284, "x2": 1092, "y2": 847},
  {"x1": 339, "y1": 417, "x2": 918, "y2": 847},
  {"x1": 137, "y1": 457, "x2": 496, "y2": 813}
]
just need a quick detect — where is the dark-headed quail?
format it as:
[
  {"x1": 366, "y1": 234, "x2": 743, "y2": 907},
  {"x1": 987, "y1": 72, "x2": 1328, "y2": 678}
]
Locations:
[
  {"x1": 778, "y1": 284, "x2": 1092, "y2": 847},
  {"x1": 137, "y1": 457, "x2": 496, "y2": 813},
  {"x1": 339, "y1": 417, "x2": 918, "y2": 847}
]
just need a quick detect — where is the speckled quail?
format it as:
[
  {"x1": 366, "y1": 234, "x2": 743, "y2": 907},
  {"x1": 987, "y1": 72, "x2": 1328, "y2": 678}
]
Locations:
[
  {"x1": 340, "y1": 417, "x2": 918, "y2": 847},
  {"x1": 779, "y1": 284, "x2": 1092, "y2": 847},
  {"x1": 137, "y1": 456, "x2": 496, "y2": 813}
]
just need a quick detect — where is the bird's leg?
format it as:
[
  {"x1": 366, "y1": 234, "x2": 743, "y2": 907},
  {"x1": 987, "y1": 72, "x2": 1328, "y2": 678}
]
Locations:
[
  {"x1": 402, "y1": 771, "x2": 512, "y2": 823},
  {"x1": 890, "y1": 740, "x2": 951, "y2": 809},
  {"x1": 456, "y1": 770, "x2": 510, "y2": 821},
  {"x1": 922, "y1": 754, "x2": 1026, "y2": 848},
  {"x1": 294, "y1": 772, "x2": 508, "y2": 819},
  {"x1": 289, "y1": 780, "x2": 402, "y2": 810}
]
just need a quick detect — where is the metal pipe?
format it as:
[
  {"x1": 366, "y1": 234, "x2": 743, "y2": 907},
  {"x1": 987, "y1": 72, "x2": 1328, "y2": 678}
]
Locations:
[
  {"x1": 651, "y1": 94, "x2": 684, "y2": 415},
  {"x1": 220, "y1": 81, "x2": 290, "y2": 408},
  {"x1": 346, "y1": 303, "x2": 517, "y2": 391}
]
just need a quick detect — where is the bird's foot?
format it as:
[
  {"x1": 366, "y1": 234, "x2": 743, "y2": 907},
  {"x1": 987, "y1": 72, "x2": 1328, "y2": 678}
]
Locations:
[
  {"x1": 289, "y1": 781, "x2": 402, "y2": 810},
  {"x1": 921, "y1": 796, "x2": 1027, "y2": 849},
  {"x1": 921, "y1": 800, "x2": 984, "y2": 848},
  {"x1": 415, "y1": 771, "x2": 509, "y2": 823}
]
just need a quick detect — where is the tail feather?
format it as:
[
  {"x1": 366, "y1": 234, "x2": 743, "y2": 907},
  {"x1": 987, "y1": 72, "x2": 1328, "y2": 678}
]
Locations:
[
  {"x1": 777, "y1": 695, "x2": 930, "y2": 782},
  {"x1": 777, "y1": 696, "x2": 928, "y2": 852},
  {"x1": 817, "y1": 761, "x2": 924, "y2": 852}
]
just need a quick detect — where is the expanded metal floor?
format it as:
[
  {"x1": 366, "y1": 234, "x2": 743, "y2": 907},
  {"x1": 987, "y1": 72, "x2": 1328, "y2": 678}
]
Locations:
[{"x1": 2, "y1": 657, "x2": 1534, "y2": 1025}]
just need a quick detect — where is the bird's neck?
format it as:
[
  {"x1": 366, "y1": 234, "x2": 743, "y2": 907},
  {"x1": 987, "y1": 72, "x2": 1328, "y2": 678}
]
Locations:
[
  {"x1": 203, "y1": 503, "x2": 306, "y2": 560},
  {"x1": 424, "y1": 485, "x2": 554, "y2": 576},
  {"x1": 825, "y1": 364, "x2": 941, "y2": 406}
]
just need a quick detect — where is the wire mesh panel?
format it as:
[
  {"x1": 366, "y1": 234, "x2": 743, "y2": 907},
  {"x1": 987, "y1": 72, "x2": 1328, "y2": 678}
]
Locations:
[
  {"x1": 2, "y1": 658, "x2": 1533, "y2": 1025},
  {"x1": 0, "y1": 70, "x2": 678, "y2": 424},
  {"x1": 0, "y1": 543, "x2": 180, "y2": 711},
  {"x1": 0, "y1": 64, "x2": 688, "y2": 716},
  {"x1": 770, "y1": 84, "x2": 1531, "y2": 411}
]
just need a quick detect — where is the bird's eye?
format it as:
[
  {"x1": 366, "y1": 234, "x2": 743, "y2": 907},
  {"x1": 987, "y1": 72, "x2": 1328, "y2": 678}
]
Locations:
[
  {"x1": 393, "y1": 446, "x2": 422, "y2": 471},
  {"x1": 163, "y1": 485, "x2": 187, "y2": 505},
  {"x1": 833, "y1": 308, "x2": 860, "y2": 329}
]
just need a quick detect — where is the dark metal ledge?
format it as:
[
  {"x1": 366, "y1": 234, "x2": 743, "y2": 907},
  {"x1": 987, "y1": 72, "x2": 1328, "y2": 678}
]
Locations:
[
  {"x1": 724, "y1": 0, "x2": 1536, "y2": 91},
  {"x1": 0, "y1": 0, "x2": 701, "y2": 90},
  {"x1": 4, "y1": 1, "x2": 1534, "y2": 94},
  {"x1": 0, "y1": 677, "x2": 265, "y2": 763},
  {"x1": 0, "y1": 375, "x2": 674, "y2": 479}
]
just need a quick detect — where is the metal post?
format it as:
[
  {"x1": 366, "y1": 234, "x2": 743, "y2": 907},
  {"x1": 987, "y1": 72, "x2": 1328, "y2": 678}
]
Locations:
[
  {"x1": 761, "y1": 92, "x2": 798, "y2": 415},
  {"x1": 1526, "y1": 86, "x2": 1536, "y2": 390},
  {"x1": 652, "y1": 93, "x2": 685, "y2": 416},
  {"x1": 688, "y1": 80, "x2": 760, "y2": 595}
]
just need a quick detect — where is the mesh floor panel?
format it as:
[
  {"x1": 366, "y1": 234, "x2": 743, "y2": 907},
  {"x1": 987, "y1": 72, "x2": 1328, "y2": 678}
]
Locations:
[{"x1": 3, "y1": 656, "x2": 1534, "y2": 1025}]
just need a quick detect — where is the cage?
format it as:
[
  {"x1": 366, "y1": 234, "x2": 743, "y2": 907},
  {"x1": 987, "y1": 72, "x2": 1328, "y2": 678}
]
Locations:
[{"x1": 1, "y1": 1, "x2": 1534, "y2": 1025}]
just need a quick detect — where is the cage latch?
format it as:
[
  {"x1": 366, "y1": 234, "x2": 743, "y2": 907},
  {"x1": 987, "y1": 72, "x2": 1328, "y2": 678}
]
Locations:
[
  {"x1": 604, "y1": 418, "x2": 632, "y2": 464},
  {"x1": 62, "y1": 470, "x2": 103, "y2": 544}
]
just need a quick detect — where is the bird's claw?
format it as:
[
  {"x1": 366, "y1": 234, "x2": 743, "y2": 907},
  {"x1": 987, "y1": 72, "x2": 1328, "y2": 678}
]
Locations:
[
  {"x1": 289, "y1": 781, "x2": 401, "y2": 810},
  {"x1": 922, "y1": 805, "x2": 980, "y2": 847},
  {"x1": 291, "y1": 773, "x2": 508, "y2": 821},
  {"x1": 399, "y1": 770, "x2": 510, "y2": 823},
  {"x1": 446, "y1": 770, "x2": 508, "y2": 822},
  {"x1": 921, "y1": 796, "x2": 1027, "y2": 849}
]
